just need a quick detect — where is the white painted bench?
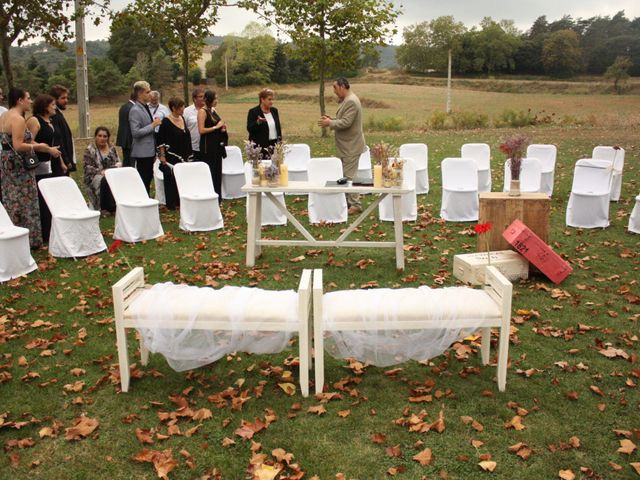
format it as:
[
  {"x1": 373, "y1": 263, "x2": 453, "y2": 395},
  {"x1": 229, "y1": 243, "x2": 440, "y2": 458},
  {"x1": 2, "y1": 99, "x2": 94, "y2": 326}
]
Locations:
[
  {"x1": 312, "y1": 266, "x2": 513, "y2": 392},
  {"x1": 113, "y1": 267, "x2": 313, "y2": 396}
]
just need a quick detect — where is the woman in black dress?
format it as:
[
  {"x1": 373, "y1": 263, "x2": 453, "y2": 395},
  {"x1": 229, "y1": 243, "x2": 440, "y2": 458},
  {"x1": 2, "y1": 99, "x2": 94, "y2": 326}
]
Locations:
[
  {"x1": 25, "y1": 94, "x2": 66, "y2": 242},
  {"x1": 246, "y1": 88, "x2": 282, "y2": 158},
  {"x1": 157, "y1": 97, "x2": 192, "y2": 210},
  {"x1": 197, "y1": 90, "x2": 228, "y2": 199}
]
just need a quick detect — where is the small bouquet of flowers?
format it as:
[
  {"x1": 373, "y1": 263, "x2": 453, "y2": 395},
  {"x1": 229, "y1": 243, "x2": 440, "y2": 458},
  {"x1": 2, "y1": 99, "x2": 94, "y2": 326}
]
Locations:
[
  {"x1": 474, "y1": 222, "x2": 493, "y2": 265},
  {"x1": 245, "y1": 140, "x2": 265, "y2": 185},
  {"x1": 499, "y1": 133, "x2": 530, "y2": 182},
  {"x1": 371, "y1": 142, "x2": 403, "y2": 187}
]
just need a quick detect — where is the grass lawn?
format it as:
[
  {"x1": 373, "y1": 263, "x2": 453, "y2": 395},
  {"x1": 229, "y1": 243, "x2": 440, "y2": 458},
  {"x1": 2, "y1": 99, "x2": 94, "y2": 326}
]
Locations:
[{"x1": 1, "y1": 79, "x2": 639, "y2": 480}]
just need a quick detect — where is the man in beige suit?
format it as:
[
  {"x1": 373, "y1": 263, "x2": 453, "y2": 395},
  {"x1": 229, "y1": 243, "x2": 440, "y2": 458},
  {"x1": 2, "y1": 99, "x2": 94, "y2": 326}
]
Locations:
[{"x1": 319, "y1": 77, "x2": 366, "y2": 214}]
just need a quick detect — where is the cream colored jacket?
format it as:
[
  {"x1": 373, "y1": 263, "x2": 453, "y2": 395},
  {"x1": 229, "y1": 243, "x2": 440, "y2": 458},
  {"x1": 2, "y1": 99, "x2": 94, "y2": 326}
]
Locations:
[{"x1": 329, "y1": 92, "x2": 366, "y2": 158}]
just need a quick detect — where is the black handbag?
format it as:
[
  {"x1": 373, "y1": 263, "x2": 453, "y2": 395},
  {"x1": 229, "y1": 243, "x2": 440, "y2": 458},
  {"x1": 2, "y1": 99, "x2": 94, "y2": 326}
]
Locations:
[{"x1": 21, "y1": 146, "x2": 39, "y2": 170}]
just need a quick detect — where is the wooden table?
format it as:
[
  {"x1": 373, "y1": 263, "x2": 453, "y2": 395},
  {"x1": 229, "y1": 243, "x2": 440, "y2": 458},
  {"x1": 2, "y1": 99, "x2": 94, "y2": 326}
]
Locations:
[
  {"x1": 478, "y1": 192, "x2": 550, "y2": 252},
  {"x1": 242, "y1": 181, "x2": 411, "y2": 270}
]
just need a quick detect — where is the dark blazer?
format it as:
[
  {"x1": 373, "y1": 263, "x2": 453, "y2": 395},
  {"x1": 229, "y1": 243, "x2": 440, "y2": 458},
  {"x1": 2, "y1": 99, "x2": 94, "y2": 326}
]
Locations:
[
  {"x1": 116, "y1": 100, "x2": 134, "y2": 149},
  {"x1": 246, "y1": 105, "x2": 282, "y2": 149},
  {"x1": 51, "y1": 107, "x2": 75, "y2": 170}
]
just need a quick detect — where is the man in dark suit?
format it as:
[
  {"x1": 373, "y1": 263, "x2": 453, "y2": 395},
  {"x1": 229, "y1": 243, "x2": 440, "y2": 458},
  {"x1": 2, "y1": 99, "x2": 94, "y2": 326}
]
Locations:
[
  {"x1": 49, "y1": 85, "x2": 75, "y2": 175},
  {"x1": 129, "y1": 80, "x2": 161, "y2": 192},
  {"x1": 247, "y1": 88, "x2": 282, "y2": 158},
  {"x1": 117, "y1": 94, "x2": 136, "y2": 167}
]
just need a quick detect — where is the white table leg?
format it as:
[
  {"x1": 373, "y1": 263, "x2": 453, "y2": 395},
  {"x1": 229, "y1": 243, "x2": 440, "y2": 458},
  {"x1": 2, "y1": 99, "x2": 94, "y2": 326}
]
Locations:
[
  {"x1": 254, "y1": 193, "x2": 262, "y2": 257},
  {"x1": 246, "y1": 193, "x2": 258, "y2": 267},
  {"x1": 392, "y1": 193, "x2": 404, "y2": 271}
]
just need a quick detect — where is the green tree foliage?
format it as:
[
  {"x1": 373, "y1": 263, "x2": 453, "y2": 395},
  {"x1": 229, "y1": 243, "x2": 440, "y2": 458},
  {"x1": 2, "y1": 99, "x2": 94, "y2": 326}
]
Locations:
[
  {"x1": 89, "y1": 58, "x2": 126, "y2": 97},
  {"x1": 207, "y1": 33, "x2": 276, "y2": 86},
  {"x1": 108, "y1": 12, "x2": 163, "y2": 75},
  {"x1": 251, "y1": 0, "x2": 400, "y2": 122},
  {"x1": 542, "y1": 29, "x2": 583, "y2": 77},
  {"x1": 605, "y1": 55, "x2": 633, "y2": 93},
  {"x1": 46, "y1": 58, "x2": 76, "y2": 99},
  {"x1": 189, "y1": 67, "x2": 203, "y2": 86},
  {"x1": 125, "y1": 0, "x2": 223, "y2": 101},
  {"x1": 0, "y1": 0, "x2": 108, "y2": 88},
  {"x1": 270, "y1": 42, "x2": 312, "y2": 84},
  {"x1": 467, "y1": 17, "x2": 521, "y2": 75}
]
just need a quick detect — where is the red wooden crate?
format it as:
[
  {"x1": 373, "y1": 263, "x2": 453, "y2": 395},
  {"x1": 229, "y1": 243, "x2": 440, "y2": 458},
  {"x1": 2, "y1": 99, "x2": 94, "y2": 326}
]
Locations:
[{"x1": 502, "y1": 219, "x2": 572, "y2": 284}]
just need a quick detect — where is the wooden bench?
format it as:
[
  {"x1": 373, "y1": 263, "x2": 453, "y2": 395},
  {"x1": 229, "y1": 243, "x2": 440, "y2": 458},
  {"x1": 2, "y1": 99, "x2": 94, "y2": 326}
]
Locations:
[
  {"x1": 113, "y1": 267, "x2": 313, "y2": 396},
  {"x1": 312, "y1": 266, "x2": 513, "y2": 392}
]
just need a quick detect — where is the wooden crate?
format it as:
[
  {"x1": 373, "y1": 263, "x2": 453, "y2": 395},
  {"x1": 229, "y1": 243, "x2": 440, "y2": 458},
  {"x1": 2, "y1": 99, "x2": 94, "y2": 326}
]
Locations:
[
  {"x1": 453, "y1": 250, "x2": 529, "y2": 285},
  {"x1": 478, "y1": 192, "x2": 550, "y2": 252}
]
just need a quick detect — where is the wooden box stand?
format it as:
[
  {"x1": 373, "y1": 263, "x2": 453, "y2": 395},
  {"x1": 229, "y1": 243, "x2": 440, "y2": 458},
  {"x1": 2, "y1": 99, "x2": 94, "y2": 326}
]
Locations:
[
  {"x1": 453, "y1": 250, "x2": 529, "y2": 286},
  {"x1": 478, "y1": 192, "x2": 550, "y2": 252}
]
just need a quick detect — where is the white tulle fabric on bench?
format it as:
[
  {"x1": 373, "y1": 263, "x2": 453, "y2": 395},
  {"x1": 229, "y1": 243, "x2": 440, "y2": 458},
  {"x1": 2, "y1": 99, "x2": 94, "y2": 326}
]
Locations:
[
  {"x1": 322, "y1": 287, "x2": 500, "y2": 367},
  {"x1": 128, "y1": 282, "x2": 298, "y2": 371}
]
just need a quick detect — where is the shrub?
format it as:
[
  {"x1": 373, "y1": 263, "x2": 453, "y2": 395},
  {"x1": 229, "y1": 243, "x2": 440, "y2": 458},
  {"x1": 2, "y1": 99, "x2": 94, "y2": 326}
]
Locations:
[
  {"x1": 426, "y1": 111, "x2": 489, "y2": 130},
  {"x1": 494, "y1": 109, "x2": 537, "y2": 128},
  {"x1": 365, "y1": 116, "x2": 404, "y2": 132}
]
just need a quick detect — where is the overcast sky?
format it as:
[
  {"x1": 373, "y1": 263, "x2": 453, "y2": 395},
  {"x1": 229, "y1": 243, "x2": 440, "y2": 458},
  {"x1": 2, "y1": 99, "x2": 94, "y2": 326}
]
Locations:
[{"x1": 86, "y1": 0, "x2": 640, "y2": 44}]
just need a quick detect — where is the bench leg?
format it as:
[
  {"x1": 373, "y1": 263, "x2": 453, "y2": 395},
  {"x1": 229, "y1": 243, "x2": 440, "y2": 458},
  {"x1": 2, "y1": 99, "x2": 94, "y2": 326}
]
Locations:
[
  {"x1": 299, "y1": 329, "x2": 309, "y2": 398},
  {"x1": 314, "y1": 315, "x2": 325, "y2": 394},
  {"x1": 116, "y1": 323, "x2": 130, "y2": 392},
  {"x1": 139, "y1": 337, "x2": 149, "y2": 366},
  {"x1": 480, "y1": 327, "x2": 491, "y2": 365},
  {"x1": 497, "y1": 325, "x2": 509, "y2": 392}
]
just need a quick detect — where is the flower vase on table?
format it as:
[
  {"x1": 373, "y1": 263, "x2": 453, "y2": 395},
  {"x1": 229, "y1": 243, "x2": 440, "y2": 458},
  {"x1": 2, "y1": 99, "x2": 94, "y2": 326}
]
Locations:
[
  {"x1": 371, "y1": 142, "x2": 400, "y2": 188},
  {"x1": 509, "y1": 158, "x2": 522, "y2": 197},
  {"x1": 500, "y1": 133, "x2": 530, "y2": 198}
]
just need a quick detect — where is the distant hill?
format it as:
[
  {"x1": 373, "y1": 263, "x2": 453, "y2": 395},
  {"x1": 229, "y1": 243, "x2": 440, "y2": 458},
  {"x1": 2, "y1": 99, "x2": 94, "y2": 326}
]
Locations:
[
  {"x1": 377, "y1": 45, "x2": 398, "y2": 69},
  {"x1": 10, "y1": 40, "x2": 109, "y2": 72},
  {"x1": 205, "y1": 36, "x2": 225, "y2": 46}
]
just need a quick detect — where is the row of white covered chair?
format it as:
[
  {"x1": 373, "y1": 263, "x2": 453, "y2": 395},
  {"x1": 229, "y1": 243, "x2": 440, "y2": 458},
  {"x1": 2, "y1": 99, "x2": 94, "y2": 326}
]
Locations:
[{"x1": 152, "y1": 144, "x2": 430, "y2": 203}]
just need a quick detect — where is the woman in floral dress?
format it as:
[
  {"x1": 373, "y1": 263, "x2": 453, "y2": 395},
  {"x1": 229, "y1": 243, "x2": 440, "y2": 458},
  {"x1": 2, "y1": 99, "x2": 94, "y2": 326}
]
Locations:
[
  {"x1": 83, "y1": 126, "x2": 120, "y2": 212},
  {"x1": 0, "y1": 88, "x2": 61, "y2": 248}
]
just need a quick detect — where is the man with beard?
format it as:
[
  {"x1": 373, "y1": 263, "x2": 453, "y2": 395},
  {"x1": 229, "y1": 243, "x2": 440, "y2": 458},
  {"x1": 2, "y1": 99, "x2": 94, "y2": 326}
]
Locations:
[{"x1": 49, "y1": 85, "x2": 75, "y2": 176}]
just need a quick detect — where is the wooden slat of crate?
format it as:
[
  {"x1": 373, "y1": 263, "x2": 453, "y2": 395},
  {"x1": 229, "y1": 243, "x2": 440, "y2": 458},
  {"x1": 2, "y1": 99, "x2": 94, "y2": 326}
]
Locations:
[{"x1": 478, "y1": 192, "x2": 550, "y2": 252}]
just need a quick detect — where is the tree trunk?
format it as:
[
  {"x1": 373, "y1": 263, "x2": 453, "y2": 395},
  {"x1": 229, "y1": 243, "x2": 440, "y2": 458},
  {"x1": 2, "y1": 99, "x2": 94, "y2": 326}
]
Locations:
[
  {"x1": 182, "y1": 36, "x2": 189, "y2": 103},
  {"x1": 0, "y1": 34, "x2": 14, "y2": 89},
  {"x1": 319, "y1": 19, "x2": 327, "y2": 138},
  {"x1": 446, "y1": 48, "x2": 452, "y2": 114}
]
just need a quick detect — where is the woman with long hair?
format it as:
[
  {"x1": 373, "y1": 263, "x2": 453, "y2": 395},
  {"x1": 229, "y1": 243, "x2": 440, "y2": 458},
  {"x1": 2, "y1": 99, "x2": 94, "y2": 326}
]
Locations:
[
  {"x1": 26, "y1": 94, "x2": 66, "y2": 241},
  {"x1": 0, "y1": 88, "x2": 61, "y2": 248},
  {"x1": 83, "y1": 126, "x2": 120, "y2": 213},
  {"x1": 197, "y1": 90, "x2": 228, "y2": 199}
]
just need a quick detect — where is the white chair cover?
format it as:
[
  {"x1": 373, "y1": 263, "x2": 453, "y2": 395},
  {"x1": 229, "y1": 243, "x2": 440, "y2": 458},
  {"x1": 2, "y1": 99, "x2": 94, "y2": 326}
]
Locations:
[
  {"x1": 173, "y1": 162, "x2": 224, "y2": 232},
  {"x1": 379, "y1": 157, "x2": 417, "y2": 222},
  {"x1": 440, "y1": 157, "x2": 479, "y2": 222},
  {"x1": 527, "y1": 144, "x2": 556, "y2": 196},
  {"x1": 461, "y1": 143, "x2": 491, "y2": 192},
  {"x1": 105, "y1": 167, "x2": 164, "y2": 242},
  {"x1": 153, "y1": 159, "x2": 166, "y2": 205},
  {"x1": 243, "y1": 162, "x2": 287, "y2": 226},
  {"x1": 566, "y1": 159, "x2": 613, "y2": 228},
  {"x1": 629, "y1": 194, "x2": 640, "y2": 234},
  {"x1": 284, "y1": 143, "x2": 310, "y2": 184},
  {"x1": 592, "y1": 146, "x2": 625, "y2": 201},
  {"x1": 308, "y1": 158, "x2": 348, "y2": 224},
  {"x1": 399, "y1": 143, "x2": 429, "y2": 194},
  {"x1": 323, "y1": 286, "x2": 498, "y2": 367},
  {"x1": 503, "y1": 157, "x2": 543, "y2": 193},
  {"x1": 37, "y1": 177, "x2": 106, "y2": 258},
  {"x1": 0, "y1": 201, "x2": 37, "y2": 282},
  {"x1": 131, "y1": 282, "x2": 298, "y2": 372},
  {"x1": 222, "y1": 146, "x2": 246, "y2": 199},
  {"x1": 356, "y1": 146, "x2": 373, "y2": 183}
]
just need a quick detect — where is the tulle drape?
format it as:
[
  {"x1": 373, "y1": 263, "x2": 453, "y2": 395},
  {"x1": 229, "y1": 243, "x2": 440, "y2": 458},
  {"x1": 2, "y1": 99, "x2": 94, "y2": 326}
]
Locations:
[
  {"x1": 323, "y1": 286, "x2": 496, "y2": 367},
  {"x1": 131, "y1": 283, "x2": 298, "y2": 371}
]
